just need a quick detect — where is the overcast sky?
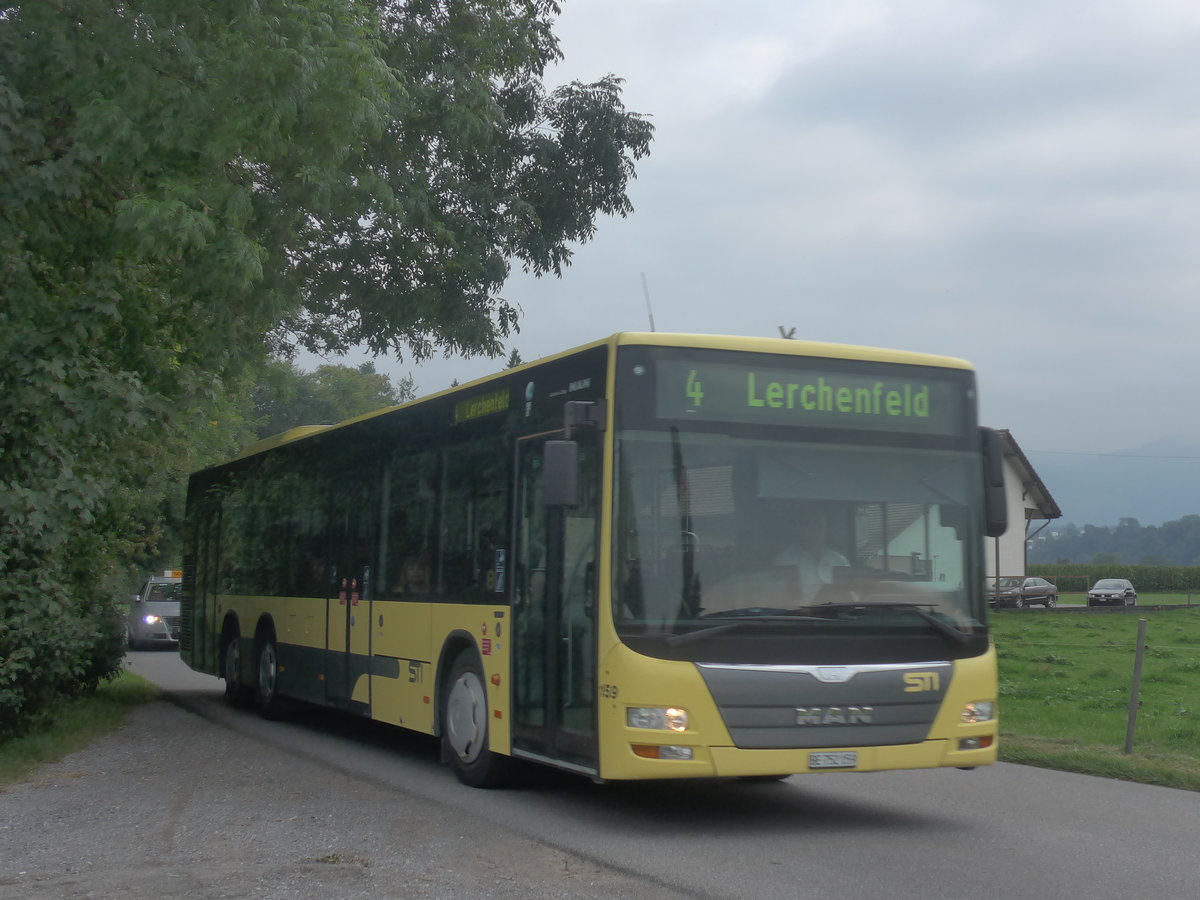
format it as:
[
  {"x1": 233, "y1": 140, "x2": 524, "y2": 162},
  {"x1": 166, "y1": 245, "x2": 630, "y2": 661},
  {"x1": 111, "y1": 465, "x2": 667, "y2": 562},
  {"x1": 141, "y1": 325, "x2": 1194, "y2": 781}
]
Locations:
[{"x1": 325, "y1": 0, "x2": 1200, "y2": 475}]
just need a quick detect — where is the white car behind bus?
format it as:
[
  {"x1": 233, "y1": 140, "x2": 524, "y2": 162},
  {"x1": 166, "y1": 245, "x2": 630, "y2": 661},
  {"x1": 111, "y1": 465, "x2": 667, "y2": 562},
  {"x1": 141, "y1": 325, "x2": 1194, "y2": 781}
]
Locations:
[{"x1": 126, "y1": 570, "x2": 182, "y2": 649}]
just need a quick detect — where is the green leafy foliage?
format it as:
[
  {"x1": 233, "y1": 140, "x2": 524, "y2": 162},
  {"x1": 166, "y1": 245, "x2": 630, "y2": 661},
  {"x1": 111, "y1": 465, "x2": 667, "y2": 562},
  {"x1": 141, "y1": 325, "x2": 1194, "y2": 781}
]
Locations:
[
  {"x1": 293, "y1": 4, "x2": 653, "y2": 359},
  {"x1": 252, "y1": 360, "x2": 416, "y2": 439},
  {"x1": 1, "y1": 1, "x2": 651, "y2": 738}
]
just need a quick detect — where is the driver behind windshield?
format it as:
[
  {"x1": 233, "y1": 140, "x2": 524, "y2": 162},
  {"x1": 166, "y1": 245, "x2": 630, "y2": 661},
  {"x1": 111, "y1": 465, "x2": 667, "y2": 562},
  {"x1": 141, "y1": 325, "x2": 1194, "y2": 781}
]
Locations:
[
  {"x1": 772, "y1": 502, "x2": 849, "y2": 600},
  {"x1": 699, "y1": 502, "x2": 850, "y2": 615}
]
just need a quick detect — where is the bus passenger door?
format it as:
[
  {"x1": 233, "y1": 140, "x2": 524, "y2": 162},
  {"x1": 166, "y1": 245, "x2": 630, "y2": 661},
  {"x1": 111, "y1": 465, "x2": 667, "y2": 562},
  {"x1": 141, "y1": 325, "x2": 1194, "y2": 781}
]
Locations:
[
  {"x1": 326, "y1": 476, "x2": 373, "y2": 713},
  {"x1": 512, "y1": 435, "x2": 598, "y2": 772}
]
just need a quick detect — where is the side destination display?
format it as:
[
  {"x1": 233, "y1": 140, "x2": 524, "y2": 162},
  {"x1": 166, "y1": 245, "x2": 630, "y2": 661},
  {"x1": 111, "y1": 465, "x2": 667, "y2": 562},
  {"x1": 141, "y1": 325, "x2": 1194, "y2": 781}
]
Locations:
[{"x1": 655, "y1": 358, "x2": 968, "y2": 436}]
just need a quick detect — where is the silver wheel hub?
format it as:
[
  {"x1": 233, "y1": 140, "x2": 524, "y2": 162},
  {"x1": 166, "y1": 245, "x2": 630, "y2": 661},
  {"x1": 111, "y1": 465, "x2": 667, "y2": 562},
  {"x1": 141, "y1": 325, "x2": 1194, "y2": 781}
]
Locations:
[
  {"x1": 259, "y1": 644, "x2": 276, "y2": 698},
  {"x1": 446, "y1": 671, "x2": 487, "y2": 763}
]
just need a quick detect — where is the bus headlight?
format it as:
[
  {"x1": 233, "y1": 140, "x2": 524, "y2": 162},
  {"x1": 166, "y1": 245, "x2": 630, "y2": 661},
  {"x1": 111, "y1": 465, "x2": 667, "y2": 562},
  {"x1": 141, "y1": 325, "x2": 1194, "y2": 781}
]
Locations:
[
  {"x1": 626, "y1": 706, "x2": 689, "y2": 732},
  {"x1": 961, "y1": 701, "x2": 995, "y2": 724}
]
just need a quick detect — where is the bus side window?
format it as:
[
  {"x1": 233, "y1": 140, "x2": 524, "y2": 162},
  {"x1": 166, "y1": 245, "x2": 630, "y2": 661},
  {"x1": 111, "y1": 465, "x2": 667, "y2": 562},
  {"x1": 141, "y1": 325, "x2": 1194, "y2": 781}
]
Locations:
[
  {"x1": 382, "y1": 450, "x2": 439, "y2": 599},
  {"x1": 437, "y1": 436, "x2": 509, "y2": 601}
]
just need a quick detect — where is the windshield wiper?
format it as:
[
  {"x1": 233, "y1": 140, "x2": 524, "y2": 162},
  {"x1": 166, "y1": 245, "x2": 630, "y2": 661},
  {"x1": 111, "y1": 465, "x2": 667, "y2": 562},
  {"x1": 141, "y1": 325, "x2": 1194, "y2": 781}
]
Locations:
[
  {"x1": 814, "y1": 602, "x2": 972, "y2": 644},
  {"x1": 666, "y1": 613, "x2": 830, "y2": 646}
]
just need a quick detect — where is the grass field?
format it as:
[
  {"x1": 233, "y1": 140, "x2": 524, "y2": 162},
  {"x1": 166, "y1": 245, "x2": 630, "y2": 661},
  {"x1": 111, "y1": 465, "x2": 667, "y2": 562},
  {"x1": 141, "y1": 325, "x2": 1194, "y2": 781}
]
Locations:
[{"x1": 992, "y1": 601, "x2": 1200, "y2": 790}]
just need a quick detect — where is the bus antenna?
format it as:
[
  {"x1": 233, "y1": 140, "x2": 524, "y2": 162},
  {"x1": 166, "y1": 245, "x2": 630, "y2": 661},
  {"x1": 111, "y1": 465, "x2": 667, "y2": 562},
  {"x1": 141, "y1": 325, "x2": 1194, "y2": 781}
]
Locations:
[{"x1": 641, "y1": 272, "x2": 656, "y2": 332}]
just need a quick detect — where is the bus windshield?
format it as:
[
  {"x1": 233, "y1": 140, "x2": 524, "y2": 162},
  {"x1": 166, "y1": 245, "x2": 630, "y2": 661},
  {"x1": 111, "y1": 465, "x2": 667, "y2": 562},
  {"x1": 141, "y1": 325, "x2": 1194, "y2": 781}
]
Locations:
[{"x1": 612, "y1": 430, "x2": 986, "y2": 662}]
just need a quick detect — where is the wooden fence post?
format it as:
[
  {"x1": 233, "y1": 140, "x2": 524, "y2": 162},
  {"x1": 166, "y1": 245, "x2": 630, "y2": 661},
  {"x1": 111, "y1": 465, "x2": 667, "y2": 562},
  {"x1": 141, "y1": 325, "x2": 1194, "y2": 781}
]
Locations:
[{"x1": 1124, "y1": 618, "x2": 1148, "y2": 755}]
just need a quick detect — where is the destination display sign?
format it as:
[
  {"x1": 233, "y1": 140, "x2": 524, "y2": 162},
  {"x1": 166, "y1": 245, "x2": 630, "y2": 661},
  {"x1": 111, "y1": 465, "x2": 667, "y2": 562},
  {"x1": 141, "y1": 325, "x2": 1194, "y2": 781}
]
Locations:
[
  {"x1": 454, "y1": 388, "x2": 510, "y2": 424},
  {"x1": 653, "y1": 358, "x2": 968, "y2": 436}
]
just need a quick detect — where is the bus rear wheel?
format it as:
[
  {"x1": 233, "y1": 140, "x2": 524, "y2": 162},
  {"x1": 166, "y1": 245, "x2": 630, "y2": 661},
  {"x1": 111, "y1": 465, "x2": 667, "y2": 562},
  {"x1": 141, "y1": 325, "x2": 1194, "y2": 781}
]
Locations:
[
  {"x1": 223, "y1": 632, "x2": 252, "y2": 708},
  {"x1": 442, "y1": 650, "x2": 512, "y2": 788},
  {"x1": 256, "y1": 637, "x2": 284, "y2": 720}
]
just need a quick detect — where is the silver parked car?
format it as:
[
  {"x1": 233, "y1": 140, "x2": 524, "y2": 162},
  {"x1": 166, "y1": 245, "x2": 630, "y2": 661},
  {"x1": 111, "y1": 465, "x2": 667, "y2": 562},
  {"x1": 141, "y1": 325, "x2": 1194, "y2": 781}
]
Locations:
[
  {"x1": 1087, "y1": 578, "x2": 1137, "y2": 608},
  {"x1": 126, "y1": 571, "x2": 182, "y2": 649}
]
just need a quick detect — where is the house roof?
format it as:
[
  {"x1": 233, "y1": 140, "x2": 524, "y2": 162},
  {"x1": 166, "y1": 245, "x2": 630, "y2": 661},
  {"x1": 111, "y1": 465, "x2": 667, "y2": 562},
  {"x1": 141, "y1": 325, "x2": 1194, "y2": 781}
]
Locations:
[{"x1": 995, "y1": 429, "x2": 1062, "y2": 520}]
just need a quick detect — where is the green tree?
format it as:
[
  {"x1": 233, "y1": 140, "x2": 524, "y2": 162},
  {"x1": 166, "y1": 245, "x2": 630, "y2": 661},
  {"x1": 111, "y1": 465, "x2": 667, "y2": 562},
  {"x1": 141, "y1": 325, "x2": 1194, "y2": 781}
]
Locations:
[
  {"x1": 0, "y1": 1, "x2": 652, "y2": 737},
  {"x1": 252, "y1": 361, "x2": 416, "y2": 439},
  {"x1": 506, "y1": 348, "x2": 525, "y2": 368}
]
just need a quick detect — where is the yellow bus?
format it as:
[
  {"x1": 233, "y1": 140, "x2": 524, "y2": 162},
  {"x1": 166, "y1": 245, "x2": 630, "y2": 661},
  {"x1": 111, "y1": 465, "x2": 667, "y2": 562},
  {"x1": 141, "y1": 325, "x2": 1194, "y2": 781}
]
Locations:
[{"x1": 181, "y1": 332, "x2": 1006, "y2": 787}]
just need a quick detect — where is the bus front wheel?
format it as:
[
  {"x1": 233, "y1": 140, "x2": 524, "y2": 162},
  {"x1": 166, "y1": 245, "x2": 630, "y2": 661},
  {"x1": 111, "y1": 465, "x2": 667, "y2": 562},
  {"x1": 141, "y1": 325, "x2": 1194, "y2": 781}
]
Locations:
[{"x1": 442, "y1": 650, "x2": 512, "y2": 788}]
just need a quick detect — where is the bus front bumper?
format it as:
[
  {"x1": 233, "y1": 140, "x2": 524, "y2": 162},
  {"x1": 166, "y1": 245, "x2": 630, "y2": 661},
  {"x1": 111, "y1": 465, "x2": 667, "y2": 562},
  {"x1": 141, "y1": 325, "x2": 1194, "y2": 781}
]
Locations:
[{"x1": 602, "y1": 737, "x2": 997, "y2": 781}]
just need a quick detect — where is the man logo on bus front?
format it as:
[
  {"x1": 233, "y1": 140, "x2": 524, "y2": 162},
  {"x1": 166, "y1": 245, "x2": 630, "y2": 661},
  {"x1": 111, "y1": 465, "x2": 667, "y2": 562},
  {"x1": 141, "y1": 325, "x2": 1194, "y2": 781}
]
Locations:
[{"x1": 796, "y1": 707, "x2": 875, "y2": 725}]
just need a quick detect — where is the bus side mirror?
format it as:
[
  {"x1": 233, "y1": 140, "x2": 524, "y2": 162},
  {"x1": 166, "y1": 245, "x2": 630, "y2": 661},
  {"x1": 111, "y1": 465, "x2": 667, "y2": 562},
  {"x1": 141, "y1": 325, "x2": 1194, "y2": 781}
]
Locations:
[
  {"x1": 543, "y1": 440, "x2": 579, "y2": 508},
  {"x1": 543, "y1": 399, "x2": 605, "y2": 508},
  {"x1": 981, "y1": 427, "x2": 1008, "y2": 538}
]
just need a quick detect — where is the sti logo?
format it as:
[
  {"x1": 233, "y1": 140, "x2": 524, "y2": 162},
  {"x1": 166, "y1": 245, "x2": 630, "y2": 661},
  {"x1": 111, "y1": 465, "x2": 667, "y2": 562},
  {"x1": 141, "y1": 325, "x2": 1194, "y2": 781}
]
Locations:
[{"x1": 903, "y1": 672, "x2": 941, "y2": 692}]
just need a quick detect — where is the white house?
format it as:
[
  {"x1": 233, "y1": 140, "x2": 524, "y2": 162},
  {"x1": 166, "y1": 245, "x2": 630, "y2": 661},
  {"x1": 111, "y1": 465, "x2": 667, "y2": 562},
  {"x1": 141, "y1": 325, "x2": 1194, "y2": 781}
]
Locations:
[{"x1": 986, "y1": 429, "x2": 1060, "y2": 580}]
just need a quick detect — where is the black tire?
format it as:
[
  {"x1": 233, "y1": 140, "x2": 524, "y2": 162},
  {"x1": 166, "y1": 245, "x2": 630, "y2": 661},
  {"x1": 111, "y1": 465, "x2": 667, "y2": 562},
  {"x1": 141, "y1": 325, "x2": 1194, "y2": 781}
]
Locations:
[
  {"x1": 1045, "y1": 596, "x2": 1057, "y2": 609},
  {"x1": 255, "y1": 637, "x2": 284, "y2": 720},
  {"x1": 1013, "y1": 597, "x2": 1026, "y2": 609},
  {"x1": 442, "y1": 650, "x2": 512, "y2": 788},
  {"x1": 223, "y1": 632, "x2": 252, "y2": 708}
]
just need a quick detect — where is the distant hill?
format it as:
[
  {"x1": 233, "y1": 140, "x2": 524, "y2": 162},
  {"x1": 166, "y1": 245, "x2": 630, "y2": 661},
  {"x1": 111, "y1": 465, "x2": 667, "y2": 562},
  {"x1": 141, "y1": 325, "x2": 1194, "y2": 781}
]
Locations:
[
  {"x1": 1027, "y1": 514, "x2": 1200, "y2": 566},
  {"x1": 1024, "y1": 437, "x2": 1200, "y2": 528}
]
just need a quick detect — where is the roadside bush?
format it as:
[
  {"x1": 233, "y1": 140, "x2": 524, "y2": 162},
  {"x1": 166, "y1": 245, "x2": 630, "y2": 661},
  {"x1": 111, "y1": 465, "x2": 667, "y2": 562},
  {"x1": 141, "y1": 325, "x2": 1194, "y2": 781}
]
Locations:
[{"x1": 0, "y1": 559, "x2": 125, "y2": 740}]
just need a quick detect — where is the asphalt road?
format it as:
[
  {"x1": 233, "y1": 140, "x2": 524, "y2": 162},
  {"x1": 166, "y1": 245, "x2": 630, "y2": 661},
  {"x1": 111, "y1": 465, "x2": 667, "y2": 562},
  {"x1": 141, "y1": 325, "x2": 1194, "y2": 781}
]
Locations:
[{"x1": 3, "y1": 650, "x2": 1199, "y2": 899}]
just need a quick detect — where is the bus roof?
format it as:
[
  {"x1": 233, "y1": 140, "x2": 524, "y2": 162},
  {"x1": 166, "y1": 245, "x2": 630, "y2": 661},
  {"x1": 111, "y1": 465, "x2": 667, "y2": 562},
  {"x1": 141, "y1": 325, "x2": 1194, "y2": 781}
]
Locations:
[
  {"x1": 614, "y1": 332, "x2": 973, "y2": 370},
  {"x1": 217, "y1": 332, "x2": 974, "y2": 466}
]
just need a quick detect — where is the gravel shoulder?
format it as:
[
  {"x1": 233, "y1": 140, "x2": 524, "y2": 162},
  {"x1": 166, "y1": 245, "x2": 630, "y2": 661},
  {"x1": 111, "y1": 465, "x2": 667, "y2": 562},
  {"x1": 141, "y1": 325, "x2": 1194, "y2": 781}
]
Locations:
[{"x1": 0, "y1": 699, "x2": 689, "y2": 900}]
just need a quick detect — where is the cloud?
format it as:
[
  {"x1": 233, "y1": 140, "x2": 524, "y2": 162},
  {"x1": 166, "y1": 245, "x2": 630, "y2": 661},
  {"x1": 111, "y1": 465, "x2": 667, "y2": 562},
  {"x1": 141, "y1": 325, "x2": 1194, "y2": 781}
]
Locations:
[{"x1": 335, "y1": 0, "x2": 1200, "y2": 471}]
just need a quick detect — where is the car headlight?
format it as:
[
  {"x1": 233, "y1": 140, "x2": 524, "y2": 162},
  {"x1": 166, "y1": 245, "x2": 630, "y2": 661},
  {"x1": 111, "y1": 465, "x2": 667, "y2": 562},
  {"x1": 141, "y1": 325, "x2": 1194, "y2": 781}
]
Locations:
[
  {"x1": 143, "y1": 615, "x2": 162, "y2": 625},
  {"x1": 626, "y1": 707, "x2": 689, "y2": 732},
  {"x1": 961, "y1": 701, "x2": 995, "y2": 724}
]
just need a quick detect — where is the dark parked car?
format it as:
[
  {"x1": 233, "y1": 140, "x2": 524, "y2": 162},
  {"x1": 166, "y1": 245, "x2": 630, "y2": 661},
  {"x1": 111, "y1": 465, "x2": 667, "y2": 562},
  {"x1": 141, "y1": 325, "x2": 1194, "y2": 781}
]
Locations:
[
  {"x1": 1088, "y1": 578, "x2": 1137, "y2": 607},
  {"x1": 990, "y1": 576, "x2": 1059, "y2": 609}
]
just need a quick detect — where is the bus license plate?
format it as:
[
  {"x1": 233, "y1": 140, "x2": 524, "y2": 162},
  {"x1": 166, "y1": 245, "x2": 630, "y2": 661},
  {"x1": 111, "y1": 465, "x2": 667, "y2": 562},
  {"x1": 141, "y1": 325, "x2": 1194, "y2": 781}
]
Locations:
[{"x1": 809, "y1": 751, "x2": 857, "y2": 769}]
